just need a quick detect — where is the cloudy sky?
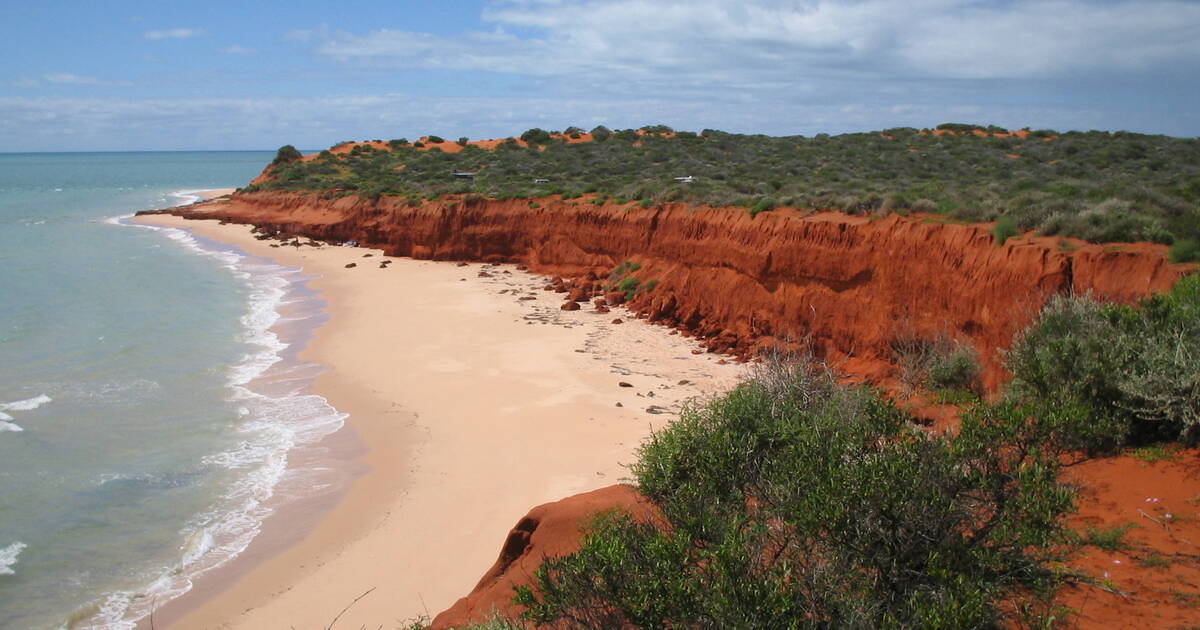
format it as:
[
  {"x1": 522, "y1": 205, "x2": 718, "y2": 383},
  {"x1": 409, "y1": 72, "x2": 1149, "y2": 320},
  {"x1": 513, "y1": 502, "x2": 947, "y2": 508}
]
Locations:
[{"x1": 1, "y1": 0, "x2": 1197, "y2": 151}]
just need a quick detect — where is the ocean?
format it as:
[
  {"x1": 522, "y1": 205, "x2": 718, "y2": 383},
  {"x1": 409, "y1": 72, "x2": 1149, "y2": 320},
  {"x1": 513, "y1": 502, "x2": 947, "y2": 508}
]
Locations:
[{"x1": 0, "y1": 152, "x2": 346, "y2": 629}]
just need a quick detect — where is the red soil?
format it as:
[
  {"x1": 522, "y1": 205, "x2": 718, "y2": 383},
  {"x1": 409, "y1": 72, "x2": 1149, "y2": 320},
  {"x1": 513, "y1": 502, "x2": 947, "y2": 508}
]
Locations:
[
  {"x1": 429, "y1": 485, "x2": 657, "y2": 629},
  {"x1": 1059, "y1": 450, "x2": 1200, "y2": 628}
]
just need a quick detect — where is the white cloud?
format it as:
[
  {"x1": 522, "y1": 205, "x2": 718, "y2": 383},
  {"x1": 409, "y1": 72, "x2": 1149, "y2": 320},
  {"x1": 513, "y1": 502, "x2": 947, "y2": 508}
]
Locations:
[
  {"x1": 42, "y1": 73, "x2": 131, "y2": 86},
  {"x1": 306, "y1": 0, "x2": 1200, "y2": 84},
  {"x1": 218, "y1": 45, "x2": 255, "y2": 54},
  {"x1": 144, "y1": 27, "x2": 205, "y2": 40}
]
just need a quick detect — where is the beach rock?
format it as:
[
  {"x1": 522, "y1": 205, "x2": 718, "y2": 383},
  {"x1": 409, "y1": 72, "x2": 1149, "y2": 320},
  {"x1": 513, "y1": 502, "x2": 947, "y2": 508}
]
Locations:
[
  {"x1": 567, "y1": 287, "x2": 589, "y2": 302},
  {"x1": 363, "y1": 253, "x2": 373, "y2": 257},
  {"x1": 478, "y1": 271, "x2": 493, "y2": 278},
  {"x1": 560, "y1": 301, "x2": 580, "y2": 311},
  {"x1": 595, "y1": 304, "x2": 610, "y2": 313},
  {"x1": 605, "y1": 291, "x2": 626, "y2": 306},
  {"x1": 646, "y1": 405, "x2": 668, "y2": 414},
  {"x1": 518, "y1": 296, "x2": 537, "y2": 301},
  {"x1": 456, "y1": 262, "x2": 468, "y2": 267},
  {"x1": 611, "y1": 318, "x2": 623, "y2": 325},
  {"x1": 344, "y1": 263, "x2": 357, "y2": 268},
  {"x1": 618, "y1": 381, "x2": 633, "y2": 388}
]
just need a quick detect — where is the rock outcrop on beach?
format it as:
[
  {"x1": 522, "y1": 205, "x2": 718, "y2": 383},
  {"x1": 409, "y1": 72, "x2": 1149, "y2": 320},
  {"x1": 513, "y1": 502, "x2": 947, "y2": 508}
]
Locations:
[{"x1": 166, "y1": 190, "x2": 1190, "y2": 389}]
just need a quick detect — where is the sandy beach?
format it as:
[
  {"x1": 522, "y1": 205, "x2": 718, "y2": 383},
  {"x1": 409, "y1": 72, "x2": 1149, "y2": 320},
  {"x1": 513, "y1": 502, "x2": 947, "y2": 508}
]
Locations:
[{"x1": 131, "y1": 210, "x2": 742, "y2": 629}]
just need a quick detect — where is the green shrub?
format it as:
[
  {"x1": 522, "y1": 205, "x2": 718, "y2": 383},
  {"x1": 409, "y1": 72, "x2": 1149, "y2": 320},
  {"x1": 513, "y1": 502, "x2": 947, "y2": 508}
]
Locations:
[
  {"x1": 1171, "y1": 237, "x2": 1200, "y2": 263},
  {"x1": 255, "y1": 126, "x2": 1200, "y2": 245},
  {"x1": 520, "y1": 128, "x2": 552, "y2": 145},
  {"x1": 517, "y1": 356, "x2": 1073, "y2": 629},
  {"x1": 617, "y1": 276, "x2": 640, "y2": 300},
  {"x1": 893, "y1": 334, "x2": 982, "y2": 395},
  {"x1": 426, "y1": 135, "x2": 445, "y2": 144},
  {"x1": 1006, "y1": 274, "x2": 1200, "y2": 448},
  {"x1": 993, "y1": 215, "x2": 1019, "y2": 245},
  {"x1": 272, "y1": 144, "x2": 302, "y2": 165},
  {"x1": 1080, "y1": 523, "x2": 1136, "y2": 551},
  {"x1": 748, "y1": 197, "x2": 775, "y2": 217}
]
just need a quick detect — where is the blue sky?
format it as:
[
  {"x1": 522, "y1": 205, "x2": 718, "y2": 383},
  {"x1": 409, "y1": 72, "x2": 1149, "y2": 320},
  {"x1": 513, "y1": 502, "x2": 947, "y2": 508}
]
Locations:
[{"x1": 2, "y1": 0, "x2": 1198, "y2": 151}]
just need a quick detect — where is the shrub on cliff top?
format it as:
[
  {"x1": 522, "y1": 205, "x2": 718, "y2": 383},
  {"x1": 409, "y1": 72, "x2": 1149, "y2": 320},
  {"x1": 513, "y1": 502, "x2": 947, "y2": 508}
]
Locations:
[
  {"x1": 993, "y1": 215, "x2": 1019, "y2": 245},
  {"x1": 748, "y1": 197, "x2": 776, "y2": 217},
  {"x1": 516, "y1": 355, "x2": 1073, "y2": 629},
  {"x1": 520, "y1": 128, "x2": 552, "y2": 146},
  {"x1": 272, "y1": 144, "x2": 302, "y2": 165},
  {"x1": 1171, "y1": 237, "x2": 1200, "y2": 263}
]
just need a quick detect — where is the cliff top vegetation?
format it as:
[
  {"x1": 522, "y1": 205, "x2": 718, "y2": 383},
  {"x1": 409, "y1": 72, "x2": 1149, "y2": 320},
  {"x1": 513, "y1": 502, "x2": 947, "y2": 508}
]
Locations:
[{"x1": 249, "y1": 123, "x2": 1200, "y2": 256}]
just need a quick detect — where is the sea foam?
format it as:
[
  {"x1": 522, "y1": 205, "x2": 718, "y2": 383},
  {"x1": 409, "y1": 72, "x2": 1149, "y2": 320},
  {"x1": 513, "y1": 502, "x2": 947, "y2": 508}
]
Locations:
[
  {"x1": 0, "y1": 394, "x2": 52, "y2": 412},
  {"x1": 0, "y1": 394, "x2": 49, "y2": 433},
  {"x1": 92, "y1": 206, "x2": 347, "y2": 629},
  {"x1": 0, "y1": 542, "x2": 28, "y2": 576}
]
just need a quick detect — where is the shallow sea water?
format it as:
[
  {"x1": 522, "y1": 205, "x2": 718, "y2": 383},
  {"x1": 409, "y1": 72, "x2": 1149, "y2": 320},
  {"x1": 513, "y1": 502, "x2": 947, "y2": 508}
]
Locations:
[{"x1": 0, "y1": 152, "x2": 346, "y2": 629}]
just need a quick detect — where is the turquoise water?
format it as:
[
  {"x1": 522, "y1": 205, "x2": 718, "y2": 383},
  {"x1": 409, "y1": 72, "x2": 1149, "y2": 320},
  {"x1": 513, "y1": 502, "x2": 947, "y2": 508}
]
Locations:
[{"x1": 0, "y1": 153, "x2": 345, "y2": 629}]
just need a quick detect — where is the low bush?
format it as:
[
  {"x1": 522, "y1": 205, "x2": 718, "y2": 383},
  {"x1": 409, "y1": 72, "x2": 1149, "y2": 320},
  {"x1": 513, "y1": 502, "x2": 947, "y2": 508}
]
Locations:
[
  {"x1": 748, "y1": 197, "x2": 775, "y2": 217},
  {"x1": 271, "y1": 144, "x2": 302, "y2": 165},
  {"x1": 258, "y1": 125, "x2": 1200, "y2": 246},
  {"x1": 993, "y1": 215, "x2": 1019, "y2": 245},
  {"x1": 1171, "y1": 237, "x2": 1200, "y2": 263},
  {"x1": 617, "y1": 276, "x2": 640, "y2": 300},
  {"x1": 893, "y1": 334, "x2": 982, "y2": 395},
  {"x1": 1006, "y1": 273, "x2": 1200, "y2": 449},
  {"x1": 516, "y1": 355, "x2": 1074, "y2": 629}
]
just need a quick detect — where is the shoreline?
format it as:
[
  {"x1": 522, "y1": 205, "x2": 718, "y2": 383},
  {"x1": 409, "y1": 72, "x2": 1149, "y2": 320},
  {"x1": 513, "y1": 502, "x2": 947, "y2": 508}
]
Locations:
[{"x1": 131, "y1": 210, "x2": 743, "y2": 628}]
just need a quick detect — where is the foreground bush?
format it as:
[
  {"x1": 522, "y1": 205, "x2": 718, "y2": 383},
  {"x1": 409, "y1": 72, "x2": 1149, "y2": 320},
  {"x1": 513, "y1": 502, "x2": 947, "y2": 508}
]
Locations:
[
  {"x1": 1007, "y1": 273, "x2": 1200, "y2": 449},
  {"x1": 516, "y1": 356, "x2": 1073, "y2": 629}
]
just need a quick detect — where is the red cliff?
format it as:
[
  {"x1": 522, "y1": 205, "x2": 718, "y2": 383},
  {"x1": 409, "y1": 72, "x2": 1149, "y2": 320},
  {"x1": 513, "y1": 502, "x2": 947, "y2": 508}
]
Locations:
[
  {"x1": 429, "y1": 485, "x2": 656, "y2": 630},
  {"x1": 173, "y1": 191, "x2": 1190, "y2": 389}
]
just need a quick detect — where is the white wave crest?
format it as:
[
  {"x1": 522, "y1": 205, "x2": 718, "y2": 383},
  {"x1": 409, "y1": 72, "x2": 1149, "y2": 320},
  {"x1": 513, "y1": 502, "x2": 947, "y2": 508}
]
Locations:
[
  {"x1": 0, "y1": 542, "x2": 28, "y2": 576},
  {"x1": 0, "y1": 394, "x2": 52, "y2": 412},
  {"x1": 0, "y1": 421, "x2": 23, "y2": 433},
  {"x1": 90, "y1": 214, "x2": 347, "y2": 630}
]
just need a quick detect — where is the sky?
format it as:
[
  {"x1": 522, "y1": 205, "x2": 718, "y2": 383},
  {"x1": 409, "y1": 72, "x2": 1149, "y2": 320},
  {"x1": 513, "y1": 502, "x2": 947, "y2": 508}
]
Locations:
[{"x1": 1, "y1": 0, "x2": 1198, "y2": 151}]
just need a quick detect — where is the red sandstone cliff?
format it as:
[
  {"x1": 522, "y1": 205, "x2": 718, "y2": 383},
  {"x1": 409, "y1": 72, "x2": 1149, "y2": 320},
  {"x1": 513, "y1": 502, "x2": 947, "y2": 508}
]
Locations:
[
  {"x1": 429, "y1": 485, "x2": 656, "y2": 630},
  {"x1": 171, "y1": 191, "x2": 1190, "y2": 389}
]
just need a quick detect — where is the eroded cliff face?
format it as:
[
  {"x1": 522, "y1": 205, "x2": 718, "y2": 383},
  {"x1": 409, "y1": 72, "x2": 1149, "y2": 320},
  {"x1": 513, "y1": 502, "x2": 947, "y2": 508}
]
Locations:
[
  {"x1": 429, "y1": 485, "x2": 656, "y2": 630},
  {"x1": 171, "y1": 190, "x2": 1189, "y2": 388}
]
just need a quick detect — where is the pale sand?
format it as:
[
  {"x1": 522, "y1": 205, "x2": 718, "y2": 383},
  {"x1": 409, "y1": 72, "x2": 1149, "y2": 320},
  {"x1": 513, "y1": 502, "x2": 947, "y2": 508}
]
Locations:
[
  {"x1": 197, "y1": 188, "x2": 236, "y2": 200},
  {"x1": 131, "y1": 212, "x2": 743, "y2": 629}
]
